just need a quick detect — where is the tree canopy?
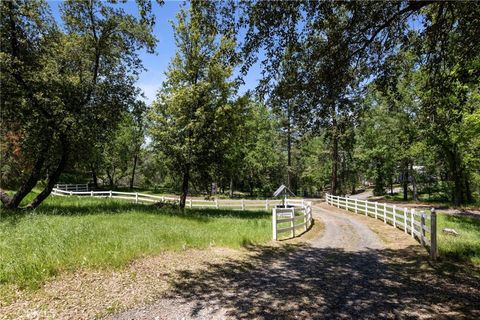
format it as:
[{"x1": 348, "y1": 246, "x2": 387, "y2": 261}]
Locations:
[{"x1": 1, "y1": 1, "x2": 479, "y2": 209}]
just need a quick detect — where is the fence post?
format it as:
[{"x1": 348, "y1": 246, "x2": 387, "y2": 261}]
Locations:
[
  {"x1": 272, "y1": 208, "x2": 277, "y2": 240},
  {"x1": 420, "y1": 211, "x2": 426, "y2": 246},
  {"x1": 304, "y1": 207, "x2": 308, "y2": 232},
  {"x1": 241, "y1": 199, "x2": 245, "y2": 211},
  {"x1": 91, "y1": 190, "x2": 93, "y2": 197},
  {"x1": 393, "y1": 205, "x2": 397, "y2": 228},
  {"x1": 383, "y1": 203, "x2": 387, "y2": 224},
  {"x1": 364, "y1": 200, "x2": 368, "y2": 216},
  {"x1": 189, "y1": 199, "x2": 192, "y2": 208},
  {"x1": 325, "y1": 193, "x2": 328, "y2": 203},
  {"x1": 403, "y1": 208, "x2": 408, "y2": 233},
  {"x1": 135, "y1": 192, "x2": 138, "y2": 204},
  {"x1": 355, "y1": 198, "x2": 358, "y2": 213},
  {"x1": 411, "y1": 209, "x2": 415, "y2": 238},
  {"x1": 291, "y1": 209, "x2": 295, "y2": 238},
  {"x1": 265, "y1": 199, "x2": 269, "y2": 211},
  {"x1": 215, "y1": 198, "x2": 218, "y2": 209},
  {"x1": 375, "y1": 202, "x2": 378, "y2": 219},
  {"x1": 109, "y1": 190, "x2": 112, "y2": 198},
  {"x1": 430, "y1": 208, "x2": 437, "y2": 260},
  {"x1": 70, "y1": 191, "x2": 73, "y2": 196}
]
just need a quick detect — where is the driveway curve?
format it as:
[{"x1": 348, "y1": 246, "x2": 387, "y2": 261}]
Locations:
[
  {"x1": 310, "y1": 205, "x2": 383, "y2": 251},
  {"x1": 108, "y1": 203, "x2": 480, "y2": 320}
]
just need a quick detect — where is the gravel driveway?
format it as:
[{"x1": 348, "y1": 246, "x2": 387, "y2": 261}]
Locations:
[{"x1": 108, "y1": 203, "x2": 479, "y2": 319}]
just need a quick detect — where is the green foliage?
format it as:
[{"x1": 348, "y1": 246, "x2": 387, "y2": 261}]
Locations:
[
  {"x1": 149, "y1": 1, "x2": 238, "y2": 205},
  {"x1": 0, "y1": 0, "x2": 157, "y2": 208}
]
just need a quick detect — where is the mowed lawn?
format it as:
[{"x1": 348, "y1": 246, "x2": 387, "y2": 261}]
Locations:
[
  {"x1": 437, "y1": 213, "x2": 480, "y2": 266},
  {"x1": 0, "y1": 195, "x2": 271, "y2": 289}
]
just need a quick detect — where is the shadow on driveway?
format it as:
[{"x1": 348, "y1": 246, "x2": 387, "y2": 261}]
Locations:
[{"x1": 167, "y1": 244, "x2": 480, "y2": 319}]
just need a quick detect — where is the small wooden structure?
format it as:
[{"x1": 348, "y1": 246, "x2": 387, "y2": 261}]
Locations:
[{"x1": 273, "y1": 184, "x2": 295, "y2": 208}]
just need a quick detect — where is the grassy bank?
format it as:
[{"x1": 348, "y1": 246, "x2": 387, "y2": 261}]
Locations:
[
  {"x1": 0, "y1": 195, "x2": 271, "y2": 289},
  {"x1": 437, "y1": 213, "x2": 480, "y2": 265}
]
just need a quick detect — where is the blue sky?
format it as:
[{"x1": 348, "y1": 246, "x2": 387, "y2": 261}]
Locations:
[{"x1": 49, "y1": 0, "x2": 261, "y2": 104}]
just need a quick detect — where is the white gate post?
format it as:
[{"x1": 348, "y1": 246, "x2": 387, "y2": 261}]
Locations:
[
  {"x1": 304, "y1": 207, "x2": 308, "y2": 232},
  {"x1": 265, "y1": 199, "x2": 269, "y2": 211},
  {"x1": 215, "y1": 198, "x2": 218, "y2": 209},
  {"x1": 109, "y1": 190, "x2": 112, "y2": 198},
  {"x1": 420, "y1": 211, "x2": 426, "y2": 246},
  {"x1": 375, "y1": 202, "x2": 378, "y2": 219},
  {"x1": 291, "y1": 208, "x2": 295, "y2": 238},
  {"x1": 410, "y1": 208, "x2": 415, "y2": 238},
  {"x1": 430, "y1": 208, "x2": 437, "y2": 260},
  {"x1": 403, "y1": 208, "x2": 408, "y2": 233},
  {"x1": 393, "y1": 205, "x2": 397, "y2": 228},
  {"x1": 135, "y1": 192, "x2": 138, "y2": 204},
  {"x1": 241, "y1": 199, "x2": 245, "y2": 211},
  {"x1": 272, "y1": 208, "x2": 277, "y2": 240},
  {"x1": 365, "y1": 200, "x2": 368, "y2": 216},
  {"x1": 383, "y1": 203, "x2": 387, "y2": 224},
  {"x1": 355, "y1": 198, "x2": 358, "y2": 213}
]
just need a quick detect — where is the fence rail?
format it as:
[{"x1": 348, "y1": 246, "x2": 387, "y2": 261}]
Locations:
[
  {"x1": 326, "y1": 194, "x2": 437, "y2": 259},
  {"x1": 54, "y1": 184, "x2": 89, "y2": 192},
  {"x1": 51, "y1": 188, "x2": 284, "y2": 210},
  {"x1": 272, "y1": 200, "x2": 313, "y2": 240}
]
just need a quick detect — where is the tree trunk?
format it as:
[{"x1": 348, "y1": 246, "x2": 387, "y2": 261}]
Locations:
[
  {"x1": 28, "y1": 138, "x2": 69, "y2": 209},
  {"x1": 464, "y1": 174, "x2": 473, "y2": 203},
  {"x1": 0, "y1": 140, "x2": 50, "y2": 209},
  {"x1": 229, "y1": 177, "x2": 234, "y2": 198},
  {"x1": 287, "y1": 104, "x2": 292, "y2": 190},
  {"x1": 390, "y1": 177, "x2": 394, "y2": 196},
  {"x1": 410, "y1": 163, "x2": 418, "y2": 201},
  {"x1": 448, "y1": 148, "x2": 464, "y2": 206},
  {"x1": 403, "y1": 162, "x2": 409, "y2": 201},
  {"x1": 179, "y1": 165, "x2": 190, "y2": 209},
  {"x1": 130, "y1": 153, "x2": 138, "y2": 189},
  {"x1": 90, "y1": 162, "x2": 99, "y2": 189},
  {"x1": 331, "y1": 123, "x2": 339, "y2": 196},
  {"x1": 106, "y1": 167, "x2": 115, "y2": 188}
]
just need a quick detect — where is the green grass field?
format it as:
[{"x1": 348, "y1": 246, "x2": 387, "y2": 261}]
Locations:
[
  {"x1": 437, "y1": 213, "x2": 480, "y2": 265},
  {"x1": 0, "y1": 195, "x2": 271, "y2": 289}
]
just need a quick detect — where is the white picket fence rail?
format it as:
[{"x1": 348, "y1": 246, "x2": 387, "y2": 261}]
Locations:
[
  {"x1": 51, "y1": 188, "x2": 284, "y2": 210},
  {"x1": 326, "y1": 194, "x2": 437, "y2": 259},
  {"x1": 272, "y1": 200, "x2": 313, "y2": 240},
  {"x1": 55, "y1": 184, "x2": 89, "y2": 192}
]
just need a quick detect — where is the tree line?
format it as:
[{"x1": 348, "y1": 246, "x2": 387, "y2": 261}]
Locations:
[{"x1": 1, "y1": 0, "x2": 479, "y2": 209}]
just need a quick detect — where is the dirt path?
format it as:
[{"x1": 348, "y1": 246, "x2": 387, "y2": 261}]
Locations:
[{"x1": 108, "y1": 203, "x2": 480, "y2": 319}]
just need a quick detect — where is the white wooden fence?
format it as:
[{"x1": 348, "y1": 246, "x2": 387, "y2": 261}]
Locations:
[
  {"x1": 51, "y1": 188, "x2": 283, "y2": 210},
  {"x1": 326, "y1": 194, "x2": 437, "y2": 259},
  {"x1": 272, "y1": 200, "x2": 313, "y2": 241},
  {"x1": 54, "y1": 184, "x2": 89, "y2": 192}
]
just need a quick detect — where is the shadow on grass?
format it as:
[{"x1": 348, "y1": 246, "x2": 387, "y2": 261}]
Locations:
[
  {"x1": 164, "y1": 244, "x2": 480, "y2": 319},
  {"x1": 1, "y1": 199, "x2": 270, "y2": 222}
]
